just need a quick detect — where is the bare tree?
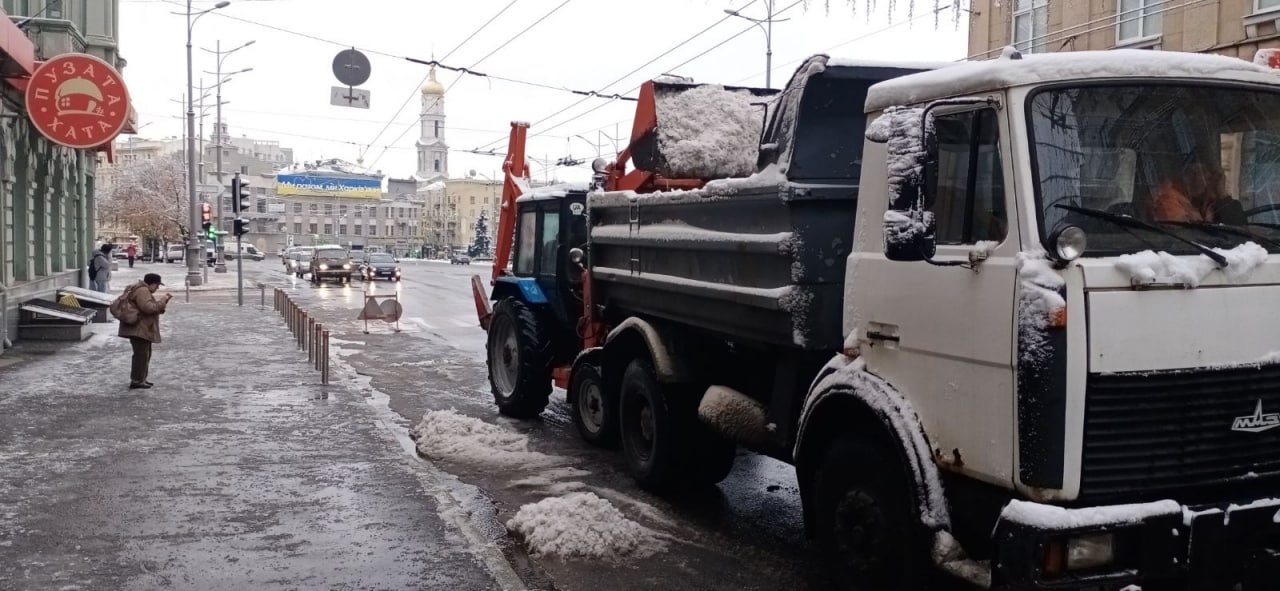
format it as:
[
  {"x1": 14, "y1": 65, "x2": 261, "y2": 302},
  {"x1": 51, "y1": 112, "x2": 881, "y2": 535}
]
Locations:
[{"x1": 98, "y1": 154, "x2": 191, "y2": 251}]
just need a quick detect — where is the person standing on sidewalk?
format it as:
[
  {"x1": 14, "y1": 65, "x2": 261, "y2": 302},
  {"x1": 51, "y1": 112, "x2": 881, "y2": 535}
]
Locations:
[
  {"x1": 126, "y1": 242, "x2": 138, "y2": 268},
  {"x1": 90, "y1": 244, "x2": 113, "y2": 292},
  {"x1": 118, "y1": 273, "x2": 172, "y2": 389}
]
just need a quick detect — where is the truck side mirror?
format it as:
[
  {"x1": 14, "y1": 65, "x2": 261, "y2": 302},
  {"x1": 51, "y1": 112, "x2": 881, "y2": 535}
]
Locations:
[
  {"x1": 867, "y1": 106, "x2": 940, "y2": 261},
  {"x1": 883, "y1": 210, "x2": 938, "y2": 261}
]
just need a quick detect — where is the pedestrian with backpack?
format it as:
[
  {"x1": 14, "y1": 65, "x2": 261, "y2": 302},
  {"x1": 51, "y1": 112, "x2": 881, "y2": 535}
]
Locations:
[
  {"x1": 114, "y1": 273, "x2": 172, "y2": 389},
  {"x1": 89, "y1": 244, "x2": 113, "y2": 292}
]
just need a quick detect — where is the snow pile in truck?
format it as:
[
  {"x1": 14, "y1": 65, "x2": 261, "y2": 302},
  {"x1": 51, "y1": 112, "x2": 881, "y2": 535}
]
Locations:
[
  {"x1": 412, "y1": 409, "x2": 556, "y2": 467},
  {"x1": 506, "y1": 492, "x2": 666, "y2": 559},
  {"x1": 656, "y1": 84, "x2": 766, "y2": 179},
  {"x1": 1114, "y1": 242, "x2": 1269, "y2": 287}
]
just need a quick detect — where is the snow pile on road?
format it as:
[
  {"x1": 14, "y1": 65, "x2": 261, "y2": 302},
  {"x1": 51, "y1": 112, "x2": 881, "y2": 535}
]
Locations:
[
  {"x1": 506, "y1": 492, "x2": 665, "y2": 559},
  {"x1": 1016, "y1": 251, "x2": 1066, "y2": 367},
  {"x1": 412, "y1": 409, "x2": 555, "y2": 467},
  {"x1": 656, "y1": 84, "x2": 764, "y2": 179},
  {"x1": 1115, "y1": 242, "x2": 1269, "y2": 287}
]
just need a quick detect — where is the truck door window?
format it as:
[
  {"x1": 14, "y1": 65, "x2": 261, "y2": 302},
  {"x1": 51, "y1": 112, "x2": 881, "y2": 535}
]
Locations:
[
  {"x1": 928, "y1": 108, "x2": 1008, "y2": 244},
  {"x1": 515, "y1": 211, "x2": 536, "y2": 275},
  {"x1": 540, "y1": 206, "x2": 560, "y2": 276}
]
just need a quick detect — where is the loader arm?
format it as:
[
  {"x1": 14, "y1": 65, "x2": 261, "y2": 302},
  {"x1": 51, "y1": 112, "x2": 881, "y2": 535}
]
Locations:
[{"x1": 492, "y1": 121, "x2": 529, "y2": 284}]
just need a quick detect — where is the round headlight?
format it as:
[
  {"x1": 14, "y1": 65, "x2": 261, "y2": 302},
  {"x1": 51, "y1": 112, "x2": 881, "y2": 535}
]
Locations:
[
  {"x1": 343, "y1": 264, "x2": 351, "y2": 270},
  {"x1": 319, "y1": 263, "x2": 329, "y2": 270},
  {"x1": 569, "y1": 247, "x2": 585, "y2": 264},
  {"x1": 1052, "y1": 226, "x2": 1087, "y2": 262}
]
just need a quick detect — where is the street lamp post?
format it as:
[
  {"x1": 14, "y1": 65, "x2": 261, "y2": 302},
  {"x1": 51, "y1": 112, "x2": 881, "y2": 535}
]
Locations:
[
  {"x1": 725, "y1": 0, "x2": 788, "y2": 88},
  {"x1": 181, "y1": 0, "x2": 229, "y2": 286},
  {"x1": 203, "y1": 39, "x2": 254, "y2": 273}
]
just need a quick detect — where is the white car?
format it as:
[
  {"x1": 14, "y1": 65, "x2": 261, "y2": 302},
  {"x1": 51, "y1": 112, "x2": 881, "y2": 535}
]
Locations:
[{"x1": 164, "y1": 244, "x2": 185, "y2": 263}]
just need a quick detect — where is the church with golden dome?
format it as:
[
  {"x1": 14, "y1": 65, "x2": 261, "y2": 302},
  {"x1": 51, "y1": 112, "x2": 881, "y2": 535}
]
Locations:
[{"x1": 415, "y1": 66, "x2": 448, "y2": 183}]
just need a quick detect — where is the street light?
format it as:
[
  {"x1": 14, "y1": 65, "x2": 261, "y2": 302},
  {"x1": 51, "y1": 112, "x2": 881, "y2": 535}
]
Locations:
[
  {"x1": 202, "y1": 39, "x2": 254, "y2": 273},
  {"x1": 724, "y1": 1, "x2": 788, "y2": 88},
  {"x1": 177, "y1": 0, "x2": 230, "y2": 286}
]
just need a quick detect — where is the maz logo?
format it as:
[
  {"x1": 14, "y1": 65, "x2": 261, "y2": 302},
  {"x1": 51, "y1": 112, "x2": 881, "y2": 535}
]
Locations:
[{"x1": 1231, "y1": 400, "x2": 1280, "y2": 433}]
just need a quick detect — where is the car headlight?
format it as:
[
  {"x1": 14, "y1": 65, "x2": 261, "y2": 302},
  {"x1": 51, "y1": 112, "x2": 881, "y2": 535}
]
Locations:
[
  {"x1": 319, "y1": 263, "x2": 329, "y2": 270},
  {"x1": 395, "y1": 268, "x2": 401, "y2": 274},
  {"x1": 343, "y1": 264, "x2": 351, "y2": 270}
]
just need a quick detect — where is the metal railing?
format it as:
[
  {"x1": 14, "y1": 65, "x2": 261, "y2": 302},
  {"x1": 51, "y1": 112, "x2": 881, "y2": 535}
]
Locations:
[{"x1": 274, "y1": 287, "x2": 329, "y2": 385}]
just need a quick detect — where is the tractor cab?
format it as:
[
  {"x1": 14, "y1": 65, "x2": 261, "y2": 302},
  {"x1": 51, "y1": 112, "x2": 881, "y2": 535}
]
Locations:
[{"x1": 508, "y1": 186, "x2": 590, "y2": 327}]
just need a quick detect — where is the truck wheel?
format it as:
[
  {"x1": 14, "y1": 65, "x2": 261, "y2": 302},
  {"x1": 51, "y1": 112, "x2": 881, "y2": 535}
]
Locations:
[
  {"x1": 486, "y1": 298, "x2": 551, "y2": 418},
  {"x1": 570, "y1": 363, "x2": 617, "y2": 447},
  {"x1": 813, "y1": 436, "x2": 930, "y2": 591},
  {"x1": 619, "y1": 358, "x2": 683, "y2": 491}
]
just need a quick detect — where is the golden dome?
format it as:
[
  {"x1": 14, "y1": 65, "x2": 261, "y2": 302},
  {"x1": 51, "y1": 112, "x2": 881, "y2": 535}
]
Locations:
[{"x1": 421, "y1": 66, "x2": 444, "y2": 95}]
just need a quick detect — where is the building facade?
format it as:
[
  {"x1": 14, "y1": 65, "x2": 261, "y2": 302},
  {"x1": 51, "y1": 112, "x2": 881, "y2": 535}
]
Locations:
[
  {"x1": 1, "y1": 1, "x2": 131, "y2": 349},
  {"x1": 969, "y1": 0, "x2": 1280, "y2": 61}
]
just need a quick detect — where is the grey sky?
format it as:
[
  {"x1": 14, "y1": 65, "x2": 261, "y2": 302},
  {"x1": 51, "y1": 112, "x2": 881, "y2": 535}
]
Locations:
[{"x1": 118, "y1": 0, "x2": 969, "y2": 183}]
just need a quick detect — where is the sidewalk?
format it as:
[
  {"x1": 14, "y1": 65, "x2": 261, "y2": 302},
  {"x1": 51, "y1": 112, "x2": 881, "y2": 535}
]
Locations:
[{"x1": 0, "y1": 299, "x2": 499, "y2": 590}]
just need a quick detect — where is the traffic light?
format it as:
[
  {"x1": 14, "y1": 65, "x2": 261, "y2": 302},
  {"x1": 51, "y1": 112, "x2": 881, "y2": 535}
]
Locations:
[
  {"x1": 231, "y1": 174, "x2": 252, "y2": 215},
  {"x1": 201, "y1": 202, "x2": 212, "y2": 237},
  {"x1": 233, "y1": 218, "x2": 250, "y2": 238}
]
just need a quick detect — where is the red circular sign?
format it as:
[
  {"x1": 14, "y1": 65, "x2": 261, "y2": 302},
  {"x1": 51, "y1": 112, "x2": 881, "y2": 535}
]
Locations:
[{"x1": 25, "y1": 53, "x2": 130, "y2": 149}]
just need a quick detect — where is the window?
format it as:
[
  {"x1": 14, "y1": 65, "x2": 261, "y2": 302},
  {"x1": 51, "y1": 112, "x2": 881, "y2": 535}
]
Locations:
[
  {"x1": 340, "y1": 205, "x2": 348, "y2": 216},
  {"x1": 389, "y1": 226, "x2": 395, "y2": 237},
  {"x1": 309, "y1": 203, "x2": 317, "y2": 214},
  {"x1": 294, "y1": 223, "x2": 302, "y2": 234},
  {"x1": 46, "y1": 0, "x2": 61, "y2": 18},
  {"x1": 370, "y1": 207, "x2": 377, "y2": 218},
  {"x1": 470, "y1": 195, "x2": 476, "y2": 205},
  {"x1": 308, "y1": 223, "x2": 318, "y2": 234},
  {"x1": 434, "y1": 121, "x2": 440, "y2": 137},
  {"x1": 434, "y1": 159, "x2": 441, "y2": 172},
  {"x1": 369, "y1": 225, "x2": 377, "y2": 236},
  {"x1": 515, "y1": 211, "x2": 536, "y2": 274},
  {"x1": 1259, "y1": 0, "x2": 1280, "y2": 13},
  {"x1": 540, "y1": 207, "x2": 560, "y2": 275},
  {"x1": 324, "y1": 204, "x2": 333, "y2": 215},
  {"x1": 1013, "y1": 0, "x2": 1049, "y2": 53},
  {"x1": 1117, "y1": 0, "x2": 1162, "y2": 43},
  {"x1": 339, "y1": 225, "x2": 347, "y2": 236},
  {"x1": 354, "y1": 225, "x2": 362, "y2": 236},
  {"x1": 926, "y1": 108, "x2": 1007, "y2": 245},
  {"x1": 240, "y1": 165, "x2": 249, "y2": 174}
]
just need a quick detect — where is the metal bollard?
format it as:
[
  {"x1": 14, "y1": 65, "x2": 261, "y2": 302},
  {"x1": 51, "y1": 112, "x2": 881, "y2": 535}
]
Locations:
[
  {"x1": 308, "y1": 317, "x2": 316, "y2": 361},
  {"x1": 316, "y1": 327, "x2": 325, "y2": 383},
  {"x1": 260, "y1": 284, "x2": 266, "y2": 310},
  {"x1": 298, "y1": 311, "x2": 306, "y2": 349},
  {"x1": 314, "y1": 324, "x2": 323, "y2": 371}
]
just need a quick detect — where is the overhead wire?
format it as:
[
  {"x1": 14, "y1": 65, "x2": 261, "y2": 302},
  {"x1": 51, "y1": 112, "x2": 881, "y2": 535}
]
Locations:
[{"x1": 964, "y1": 0, "x2": 1211, "y2": 60}]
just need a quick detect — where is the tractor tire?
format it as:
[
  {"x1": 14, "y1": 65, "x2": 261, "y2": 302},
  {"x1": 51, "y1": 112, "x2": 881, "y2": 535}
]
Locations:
[
  {"x1": 570, "y1": 363, "x2": 618, "y2": 447},
  {"x1": 619, "y1": 358, "x2": 686, "y2": 492},
  {"x1": 486, "y1": 298, "x2": 552, "y2": 419},
  {"x1": 812, "y1": 436, "x2": 932, "y2": 591}
]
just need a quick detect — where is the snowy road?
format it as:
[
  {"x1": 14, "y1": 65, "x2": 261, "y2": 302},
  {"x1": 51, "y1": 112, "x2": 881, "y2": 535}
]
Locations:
[{"x1": 266, "y1": 260, "x2": 839, "y2": 590}]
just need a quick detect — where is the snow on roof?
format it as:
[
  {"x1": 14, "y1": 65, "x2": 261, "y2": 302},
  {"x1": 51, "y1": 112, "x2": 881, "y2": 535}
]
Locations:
[
  {"x1": 866, "y1": 49, "x2": 1280, "y2": 112},
  {"x1": 515, "y1": 181, "x2": 589, "y2": 202},
  {"x1": 655, "y1": 84, "x2": 767, "y2": 179},
  {"x1": 826, "y1": 56, "x2": 958, "y2": 71}
]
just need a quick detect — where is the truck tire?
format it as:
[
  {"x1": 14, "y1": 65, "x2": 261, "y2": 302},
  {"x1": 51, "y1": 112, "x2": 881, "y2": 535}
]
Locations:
[
  {"x1": 812, "y1": 436, "x2": 930, "y2": 591},
  {"x1": 486, "y1": 298, "x2": 551, "y2": 418},
  {"x1": 570, "y1": 363, "x2": 618, "y2": 447},
  {"x1": 620, "y1": 358, "x2": 684, "y2": 491}
]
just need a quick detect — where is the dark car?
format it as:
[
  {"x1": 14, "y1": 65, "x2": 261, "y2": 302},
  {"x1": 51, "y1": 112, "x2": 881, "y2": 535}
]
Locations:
[
  {"x1": 309, "y1": 247, "x2": 353, "y2": 284},
  {"x1": 450, "y1": 254, "x2": 471, "y2": 265},
  {"x1": 360, "y1": 252, "x2": 402, "y2": 282}
]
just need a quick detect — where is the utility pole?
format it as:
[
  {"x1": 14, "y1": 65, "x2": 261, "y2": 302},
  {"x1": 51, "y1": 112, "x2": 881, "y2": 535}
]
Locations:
[
  {"x1": 725, "y1": 0, "x2": 786, "y2": 88},
  {"x1": 180, "y1": 0, "x2": 229, "y2": 286},
  {"x1": 203, "y1": 39, "x2": 255, "y2": 274}
]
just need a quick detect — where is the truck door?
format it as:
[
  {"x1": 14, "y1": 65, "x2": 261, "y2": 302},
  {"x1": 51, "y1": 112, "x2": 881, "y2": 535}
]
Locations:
[{"x1": 857, "y1": 105, "x2": 1019, "y2": 487}]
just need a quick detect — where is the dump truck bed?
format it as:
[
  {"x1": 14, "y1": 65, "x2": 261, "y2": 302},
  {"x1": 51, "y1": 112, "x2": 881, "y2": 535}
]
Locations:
[{"x1": 588, "y1": 172, "x2": 853, "y2": 351}]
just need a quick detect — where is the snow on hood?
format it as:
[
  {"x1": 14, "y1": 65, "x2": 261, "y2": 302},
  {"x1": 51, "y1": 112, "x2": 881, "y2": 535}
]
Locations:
[
  {"x1": 866, "y1": 49, "x2": 1280, "y2": 112},
  {"x1": 1000, "y1": 498, "x2": 1182, "y2": 530},
  {"x1": 655, "y1": 84, "x2": 767, "y2": 179},
  {"x1": 506, "y1": 492, "x2": 666, "y2": 559},
  {"x1": 1114, "y1": 242, "x2": 1269, "y2": 288}
]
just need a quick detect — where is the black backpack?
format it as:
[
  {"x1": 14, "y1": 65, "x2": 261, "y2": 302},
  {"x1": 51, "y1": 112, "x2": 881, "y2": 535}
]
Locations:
[{"x1": 88, "y1": 255, "x2": 98, "y2": 280}]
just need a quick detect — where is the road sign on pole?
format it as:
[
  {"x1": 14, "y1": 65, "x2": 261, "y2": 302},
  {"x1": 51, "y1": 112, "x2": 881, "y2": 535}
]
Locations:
[{"x1": 330, "y1": 86, "x2": 370, "y2": 109}]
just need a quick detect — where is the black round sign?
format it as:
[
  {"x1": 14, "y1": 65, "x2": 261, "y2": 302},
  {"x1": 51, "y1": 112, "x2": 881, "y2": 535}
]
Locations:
[{"x1": 332, "y1": 49, "x2": 371, "y2": 87}]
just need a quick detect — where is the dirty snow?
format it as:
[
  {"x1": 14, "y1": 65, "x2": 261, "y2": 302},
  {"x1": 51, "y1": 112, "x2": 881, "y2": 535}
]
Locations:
[
  {"x1": 1114, "y1": 242, "x2": 1269, "y2": 287},
  {"x1": 866, "y1": 106, "x2": 927, "y2": 210},
  {"x1": 655, "y1": 84, "x2": 765, "y2": 179},
  {"x1": 698, "y1": 386, "x2": 769, "y2": 447},
  {"x1": 800, "y1": 355, "x2": 950, "y2": 531},
  {"x1": 932, "y1": 530, "x2": 991, "y2": 588},
  {"x1": 412, "y1": 409, "x2": 556, "y2": 467},
  {"x1": 1016, "y1": 251, "x2": 1066, "y2": 367},
  {"x1": 1000, "y1": 499, "x2": 1181, "y2": 530},
  {"x1": 506, "y1": 492, "x2": 665, "y2": 559}
]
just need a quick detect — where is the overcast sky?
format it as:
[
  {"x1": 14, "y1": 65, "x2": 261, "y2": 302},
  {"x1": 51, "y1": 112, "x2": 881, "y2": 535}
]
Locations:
[{"x1": 118, "y1": 0, "x2": 970, "y2": 184}]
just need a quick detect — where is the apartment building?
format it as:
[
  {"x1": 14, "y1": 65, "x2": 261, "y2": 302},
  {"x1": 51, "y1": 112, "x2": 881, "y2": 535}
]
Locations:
[{"x1": 968, "y1": 0, "x2": 1280, "y2": 61}]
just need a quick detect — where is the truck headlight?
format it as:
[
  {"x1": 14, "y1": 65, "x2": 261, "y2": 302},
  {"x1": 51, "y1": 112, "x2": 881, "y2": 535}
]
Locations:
[
  {"x1": 319, "y1": 263, "x2": 329, "y2": 270},
  {"x1": 1066, "y1": 533, "x2": 1114, "y2": 571},
  {"x1": 1047, "y1": 225, "x2": 1086, "y2": 265}
]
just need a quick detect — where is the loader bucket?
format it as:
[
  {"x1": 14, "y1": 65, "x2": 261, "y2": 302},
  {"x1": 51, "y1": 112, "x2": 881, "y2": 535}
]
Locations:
[{"x1": 629, "y1": 80, "x2": 779, "y2": 180}]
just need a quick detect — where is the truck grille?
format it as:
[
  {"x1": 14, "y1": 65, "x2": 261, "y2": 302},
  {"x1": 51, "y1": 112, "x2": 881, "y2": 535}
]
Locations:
[{"x1": 1080, "y1": 364, "x2": 1280, "y2": 502}]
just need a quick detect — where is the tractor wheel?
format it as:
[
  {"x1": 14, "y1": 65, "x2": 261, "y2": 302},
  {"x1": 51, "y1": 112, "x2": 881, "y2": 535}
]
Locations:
[
  {"x1": 486, "y1": 298, "x2": 551, "y2": 419},
  {"x1": 570, "y1": 363, "x2": 618, "y2": 447}
]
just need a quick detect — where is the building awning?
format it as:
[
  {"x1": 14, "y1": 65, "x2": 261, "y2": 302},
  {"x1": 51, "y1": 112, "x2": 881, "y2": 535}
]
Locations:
[{"x1": 0, "y1": 9, "x2": 36, "y2": 86}]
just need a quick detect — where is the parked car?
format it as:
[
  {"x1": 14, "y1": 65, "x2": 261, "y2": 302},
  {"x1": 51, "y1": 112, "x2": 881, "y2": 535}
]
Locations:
[
  {"x1": 359, "y1": 252, "x2": 402, "y2": 282},
  {"x1": 309, "y1": 247, "x2": 354, "y2": 284},
  {"x1": 164, "y1": 244, "x2": 185, "y2": 263},
  {"x1": 224, "y1": 244, "x2": 266, "y2": 261},
  {"x1": 450, "y1": 254, "x2": 471, "y2": 265},
  {"x1": 286, "y1": 247, "x2": 314, "y2": 277}
]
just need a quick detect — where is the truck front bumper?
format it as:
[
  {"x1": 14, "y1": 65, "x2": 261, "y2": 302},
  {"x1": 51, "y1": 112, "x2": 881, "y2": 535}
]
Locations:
[{"x1": 992, "y1": 497, "x2": 1280, "y2": 590}]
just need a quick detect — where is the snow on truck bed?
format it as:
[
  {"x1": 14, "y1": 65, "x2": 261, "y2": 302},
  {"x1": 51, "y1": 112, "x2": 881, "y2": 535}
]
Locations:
[{"x1": 656, "y1": 84, "x2": 768, "y2": 179}]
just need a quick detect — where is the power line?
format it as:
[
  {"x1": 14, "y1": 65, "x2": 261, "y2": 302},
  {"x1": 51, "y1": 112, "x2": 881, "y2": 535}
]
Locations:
[
  {"x1": 965, "y1": 0, "x2": 1209, "y2": 60},
  {"x1": 363, "y1": 0, "x2": 577, "y2": 172}
]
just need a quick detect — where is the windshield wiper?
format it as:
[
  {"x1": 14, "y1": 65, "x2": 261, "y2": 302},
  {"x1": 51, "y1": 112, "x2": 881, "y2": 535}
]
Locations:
[
  {"x1": 1053, "y1": 204, "x2": 1228, "y2": 267},
  {"x1": 1159, "y1": 220, "x2": 1280, "y2": 250}
]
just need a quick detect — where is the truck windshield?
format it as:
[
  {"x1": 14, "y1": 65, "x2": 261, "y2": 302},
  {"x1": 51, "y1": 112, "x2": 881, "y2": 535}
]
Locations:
[{"x1": 1029, "y1": 83, "x2": 1280, "y2": 256}]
